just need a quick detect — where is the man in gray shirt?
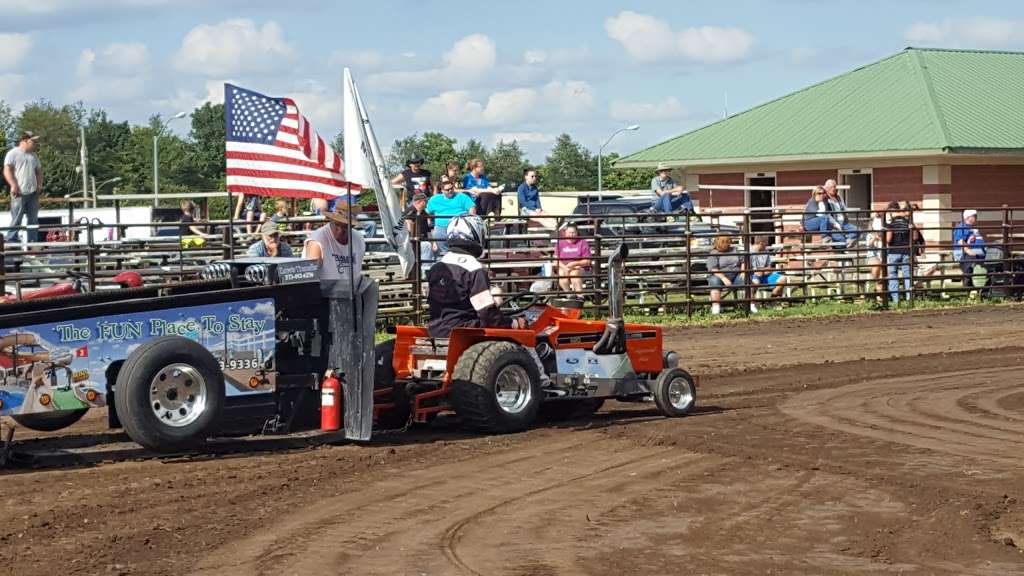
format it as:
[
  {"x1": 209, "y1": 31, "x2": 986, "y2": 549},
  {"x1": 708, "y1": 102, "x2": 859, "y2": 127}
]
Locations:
[{"x1": 4, "y1": 131, "x2": 43, "y2": 243}]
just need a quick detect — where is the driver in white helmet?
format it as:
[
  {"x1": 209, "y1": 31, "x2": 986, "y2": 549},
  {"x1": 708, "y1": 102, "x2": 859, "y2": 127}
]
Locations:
[{"x1": 427, "y1": 216, "x2": 527, "y2": 337}]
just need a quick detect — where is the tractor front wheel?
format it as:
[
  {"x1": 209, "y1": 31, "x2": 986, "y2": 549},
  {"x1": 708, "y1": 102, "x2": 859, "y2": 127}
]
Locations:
[
  {"x1": 450, "y1": 341, "x2": 541, "y2": 433},
  {"x1": 652, "y1": 368, "x2": 696, "y2": 417}
]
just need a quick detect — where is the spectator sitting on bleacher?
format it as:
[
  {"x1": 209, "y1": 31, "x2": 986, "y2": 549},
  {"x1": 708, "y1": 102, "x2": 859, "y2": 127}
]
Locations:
[
  {"x1": 247, "y1": 220, "x2": 294, "y2": 258},
  {"x1": 556, "y1": 223, "x2": 592, "y2": 295},
  {"x1": 650, "y1": 163, "x2": 694, "y2": 215},
  {"x1": 802, "y1": 186, "x2": 843, "y2": 242},
  {"x1": 953, "y1": 209, "x2": 988, "y2": 289},
  {"x1": 748, "y1": 236, "x2": 788, "y2": 311},
  {"x1": 707, "y1": 234, "x2": 746, "y2": 315},
  {"x1": 823, "y1": 179, "x2": 860, "y2": 246}
]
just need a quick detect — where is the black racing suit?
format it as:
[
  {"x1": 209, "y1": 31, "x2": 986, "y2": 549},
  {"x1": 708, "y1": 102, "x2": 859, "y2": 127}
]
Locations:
[{"x1": 427, "y1": 248, "x2": 513, "y2": 338}]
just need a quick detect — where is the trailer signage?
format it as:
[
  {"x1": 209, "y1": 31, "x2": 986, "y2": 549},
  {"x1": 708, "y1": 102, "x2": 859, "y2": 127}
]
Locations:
[{"x1": 0, "y1": 298, "x2": 276, "y2": 418}]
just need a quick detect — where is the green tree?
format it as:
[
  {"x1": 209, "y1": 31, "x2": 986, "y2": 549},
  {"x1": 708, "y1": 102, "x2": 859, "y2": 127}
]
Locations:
[
  {"x1": 487, "y1": 139, "x2": 527, "y2": 187},
  {"x1": 387, "y1": 131, "x2": 457, "y2": 177},
  {"x1": 541, "y1": 133, "x2": 596, "y2": 191},
  {"x1": 119, "y1": 116, "x2": 191, "y2": 199},
  {"x1": 83, "y1": 109, "x2": 131, "y2": 192},
  {"x1": 187, "y1": 102, "x2": 225, "y2": 190},
  {"x1": 601, "y1": 152, "x2": 651, "y2": 191},
  {"x1": 0, "y1": 100, "x2": 17, "y2": 149}
]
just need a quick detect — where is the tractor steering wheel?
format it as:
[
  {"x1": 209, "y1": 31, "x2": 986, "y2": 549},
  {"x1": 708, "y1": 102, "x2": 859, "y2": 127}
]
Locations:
[{"x1": 499, "y1": 291, "x2": 541, "y2": 317}]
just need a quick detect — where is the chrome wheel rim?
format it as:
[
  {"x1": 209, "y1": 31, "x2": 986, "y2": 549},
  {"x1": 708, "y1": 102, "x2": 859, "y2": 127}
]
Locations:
[
  {"x1": 149, "y1": 363, "x2": 207, "y2": 427},
  {"x1": 494, "y1": 365, "x2": 533, "y2": 415},
  {"x1": 667, "y1": 377, "x2": 694, "y2": 411}
]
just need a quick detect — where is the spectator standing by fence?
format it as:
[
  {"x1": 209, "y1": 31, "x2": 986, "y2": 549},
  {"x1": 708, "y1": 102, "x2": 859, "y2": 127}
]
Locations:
[
  {"x1": 427, "y1": 179, "x2": 476, "y2": 256},
  {"x1": 391, "y1": 155, "x2": 432, "y2": 206},
  {"x1": 650, "y1": 163, "x2": 693, "y2": 215},
  {"x1": 885, "y1": 201, "x2": 914, "y2": 305},
  {"x1": 4, "y1": 132, "x2": 42, "y2": 244},
  {"x1": 823, "y1": 179, "x2": 859, "y2": 246},
  {"x1": 953, "y1": 209, "x2": 987, "y2": 289},
  {"x1": 556, "y1": 223, "x2": 592, "y2": 295},
  {"x1": 404, "y1": 192, "x2": 433, "y2": 266},
  {"x1": 707, "y1": 234, "x2": 746, "y2": 315},
  {"x1": 865, "y1": 210, "x2": 886, "y2": 298}
]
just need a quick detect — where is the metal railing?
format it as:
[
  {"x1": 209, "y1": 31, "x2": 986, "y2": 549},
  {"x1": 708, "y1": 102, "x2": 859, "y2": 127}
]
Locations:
[{"x1": 2, "y1": 205, "x2": 1022, "y2": 328}]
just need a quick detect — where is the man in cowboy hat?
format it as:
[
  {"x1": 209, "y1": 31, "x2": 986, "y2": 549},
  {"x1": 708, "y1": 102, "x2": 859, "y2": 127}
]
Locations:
[
  {"x1": 305, "y1": 199, "x2": 378, "y2": 442},
  {"x1": 390, "y1": 154, "x2": 432, "y2": 206},
  {"x1": 4, "y1": 131, "x2": 43, "y2": 243},
  {"x1": 650, "y1": 162, "x2": 694, "y2": 215},
  {"x1": 302, "y1": 199, "x2": 366, "y2": 289}
]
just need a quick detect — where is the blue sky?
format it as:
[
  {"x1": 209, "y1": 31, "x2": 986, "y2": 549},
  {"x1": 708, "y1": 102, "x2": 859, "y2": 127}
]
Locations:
[{"x1": 1, "y1": 0, "x2": 1022, "y2": 162}]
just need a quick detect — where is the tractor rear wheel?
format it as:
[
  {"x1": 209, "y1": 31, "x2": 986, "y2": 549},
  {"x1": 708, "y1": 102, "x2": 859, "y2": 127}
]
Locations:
[
  {"x1": 450, "y1": 341, "x2": 541, "y2": 433},
  {"x1": 652, "y1": 368, "x2": 696, "y2": 417},
  {"x1": 11, "y1": 409, "x2": 88, "y2": 432},
  {"x1": 373, "y1": 339, "x2": 410, "y2": 430}
]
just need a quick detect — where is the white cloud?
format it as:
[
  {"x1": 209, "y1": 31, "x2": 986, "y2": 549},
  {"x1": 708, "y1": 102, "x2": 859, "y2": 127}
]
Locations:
[
  {"x1": 0, "y1": 0, "x2": 175, "y2": 16},
  {"x1": 522, "y1": 46, "x2": 590, "y2": 68},
  {"x1": 77, "y1": 42, "x2": 149, "y2": 77},
  {"x1": 414, "y1": 80, "x2": 593, "y2": 128},
  {"x1": 71, "y1": 42, "x2": 151, "y2": 104},
  {"x1": 70, "y1": 76, "x2": 145, "y2": 102},
  {"x1": 330, "y1": 49, "x2": 384, "y2": 70},
  {"x1": 288, "y1": 80, "x2": 343, "y2": 134},
  {"x1": 609, "y1": 97, "x2": 688, "y2": 122},
  {"x1": 154, "y1": 79, "x2": 231, "y2": 113},
  {"x1": 174, "y1": 19, "x2": 295, "y2": 76},
  {"x1": 492, "y1": 132, "x2": 555, "y2": 145},
  {"x1": 523, "y1": 50, "x2": 547, "y2": 65},
  {"x1": 0, "y1": 73, "x2": 27, "y2": 106},
  {"x1": 367, "y1": 34, "x2": 496, "y2": 93},
  {"x1": 605, "y1": 10, "x2": 754, "y2": 63},
  {"x1": 905, "y1": 17, "x2": 1024, "y2": 49},
  {"x1": 0, "y1": 33, "x2": 31, "y2": 72},
  {"x1": 542, "y1": 80, "x2": 594, "y2": 116}
]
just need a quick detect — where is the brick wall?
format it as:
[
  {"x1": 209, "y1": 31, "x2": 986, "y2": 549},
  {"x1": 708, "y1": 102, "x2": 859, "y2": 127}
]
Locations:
[
  {"x1": 873, "y1": 166, "x2": 925, "y2": 205},
  {"x1": 950, "y1": 165, "x2": 1024, "y2": 208},
  {"x1": 777, "y1": 169, "x2": 837, "y2": 206},
  {"x1": 694, "y1": 173, "x2": 744, "y2": 208}
]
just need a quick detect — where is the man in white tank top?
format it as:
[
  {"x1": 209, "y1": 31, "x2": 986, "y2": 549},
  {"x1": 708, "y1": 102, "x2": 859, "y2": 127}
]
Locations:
[{"x1": 302, "y1": 199, "x2": 366, "y2": 290}]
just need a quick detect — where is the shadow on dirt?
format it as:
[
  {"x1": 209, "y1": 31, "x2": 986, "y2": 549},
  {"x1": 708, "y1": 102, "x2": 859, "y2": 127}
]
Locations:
[{"x1": 1, "y1": 404, "x2": 727, "y2": 473}]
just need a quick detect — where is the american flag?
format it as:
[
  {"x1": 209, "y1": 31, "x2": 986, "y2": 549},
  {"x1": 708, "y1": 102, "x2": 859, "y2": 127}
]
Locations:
[{"x1": 224, "y1": 83, "x2": 360, "y2": 199}]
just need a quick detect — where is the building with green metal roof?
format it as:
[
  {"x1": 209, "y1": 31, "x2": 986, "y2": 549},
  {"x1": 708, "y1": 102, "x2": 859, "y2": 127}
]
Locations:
[{"x1": 615, "y1": 47, "x2": 1024, "y2": 232}]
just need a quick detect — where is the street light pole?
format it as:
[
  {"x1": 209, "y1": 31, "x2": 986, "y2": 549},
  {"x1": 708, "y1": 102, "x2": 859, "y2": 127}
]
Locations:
[
  {"x1": 153, "y1": 111, "x2": 188, "y2": 207},
  {"x1": 597, "y1": 124, "x2": 639, "y2": 198}
]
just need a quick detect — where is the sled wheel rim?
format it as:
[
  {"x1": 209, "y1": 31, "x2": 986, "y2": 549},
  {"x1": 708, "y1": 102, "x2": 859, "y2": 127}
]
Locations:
[{"x1": 149, "y1": 363, "x2": 208, "y2": 428}]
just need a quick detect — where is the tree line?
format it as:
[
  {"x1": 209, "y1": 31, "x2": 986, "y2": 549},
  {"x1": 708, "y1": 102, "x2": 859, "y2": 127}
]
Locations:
[{"x1": 0, "y1": 99, "x2": 651, "y2": 212}]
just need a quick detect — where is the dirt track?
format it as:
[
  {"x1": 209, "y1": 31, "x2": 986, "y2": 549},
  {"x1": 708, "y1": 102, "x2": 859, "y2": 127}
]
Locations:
[{"x1": 2, "y1": 305, "x2": 1024, "y2": 575}]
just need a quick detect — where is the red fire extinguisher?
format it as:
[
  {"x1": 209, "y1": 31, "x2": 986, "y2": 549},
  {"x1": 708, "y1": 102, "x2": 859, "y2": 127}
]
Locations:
[{"x1": 321, "y1": 370, "x2": 343, "y2": 431}]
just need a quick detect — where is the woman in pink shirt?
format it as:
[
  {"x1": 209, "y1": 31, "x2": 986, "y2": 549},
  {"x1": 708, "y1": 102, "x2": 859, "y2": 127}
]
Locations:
[{"x1": 556, "y1": 223, "x2": 592, "y2": 294}]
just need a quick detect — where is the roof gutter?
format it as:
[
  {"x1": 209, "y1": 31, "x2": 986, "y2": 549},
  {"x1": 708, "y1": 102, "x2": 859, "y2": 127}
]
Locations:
[{"x1": 613, "y1": 148, "x2": 953, "y2": 170}]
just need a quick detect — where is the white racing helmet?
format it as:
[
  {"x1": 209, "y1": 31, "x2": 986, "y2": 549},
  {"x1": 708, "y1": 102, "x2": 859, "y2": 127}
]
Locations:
[{"x1": 446, "y1": 215, "x2": 486, "y2": 256}]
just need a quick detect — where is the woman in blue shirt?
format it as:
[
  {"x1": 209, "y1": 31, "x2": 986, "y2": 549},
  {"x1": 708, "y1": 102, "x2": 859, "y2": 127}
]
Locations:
[{"x1": 464, "y1": 158, "x2": 503, "y2": 216}]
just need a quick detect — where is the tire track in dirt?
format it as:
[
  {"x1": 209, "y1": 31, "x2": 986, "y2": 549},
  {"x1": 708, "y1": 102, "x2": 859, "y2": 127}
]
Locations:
[
  {"x1": 195, "y1": 436, "x2": 715, "y2": 576},
  {"x1": 780, "y1": 366, "x2": 1024, "y2": 466}
]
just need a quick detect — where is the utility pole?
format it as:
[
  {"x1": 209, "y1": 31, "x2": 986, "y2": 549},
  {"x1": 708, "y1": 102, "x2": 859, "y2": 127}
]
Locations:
[{"x1": 79, "y1": 126, "x2": 89, "y2": 202}]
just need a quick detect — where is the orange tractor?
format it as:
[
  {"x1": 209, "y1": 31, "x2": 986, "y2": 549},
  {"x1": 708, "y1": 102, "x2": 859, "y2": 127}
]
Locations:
[{"x1": 372, "y1": 244, "x2": 696, "y2": 432}]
